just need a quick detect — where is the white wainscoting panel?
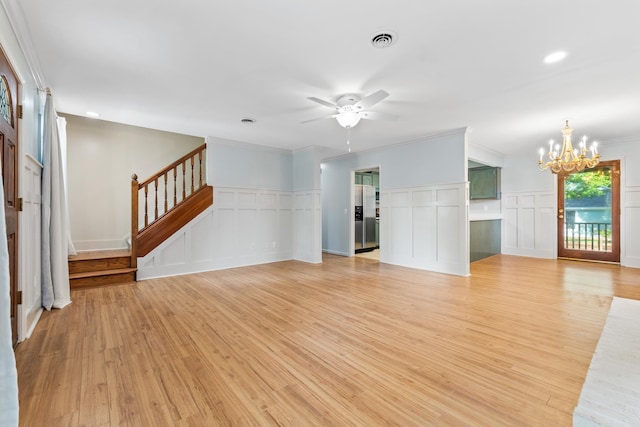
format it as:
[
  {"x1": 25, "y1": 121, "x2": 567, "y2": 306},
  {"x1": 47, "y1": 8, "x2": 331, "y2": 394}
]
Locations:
[
  {"x1": 137, "y1": 187, "x2": 295, "y2": 280},
  {"x1": 502, "y1": 191, "x2": 555, "y2": 258},
  {"x1": 293, "y1": 190, "x2": 322, "y2": 263},
  {"x1": 20, "y1": 154, "x2": 43, "y2": 341},
  {"x1": 622, "y1": 186, "x2": 640, "y2": 268},
  {"x1": 380, "y1": 183, "x2": 469, "y2": 276}
]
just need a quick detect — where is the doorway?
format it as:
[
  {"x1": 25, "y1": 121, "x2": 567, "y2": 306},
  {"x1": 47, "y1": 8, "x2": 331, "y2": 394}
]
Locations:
[
  {"x1": 1, "y1": 46, "x2": 20, "y2": 346},
  {"x1": 353, "y1": 167, "x2": 380, "y2": 260},
  {"x1": 557, "y1": 160, "x2": 620, "y2": 262}
]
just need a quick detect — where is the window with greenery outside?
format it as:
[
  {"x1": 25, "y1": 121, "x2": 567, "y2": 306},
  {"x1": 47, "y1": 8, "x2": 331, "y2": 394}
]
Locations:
[{"x1": 564, "y1": 168, "x2": 612, "y2": 248}]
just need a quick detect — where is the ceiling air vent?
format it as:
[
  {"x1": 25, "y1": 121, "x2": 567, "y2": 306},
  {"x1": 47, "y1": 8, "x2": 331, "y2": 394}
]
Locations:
[
  {"x1": 240, "y1": 118, "x2": 256, "y2": 124},
  {"x1": 371, "y1": 30, "x2": 397, "y2": 49}
]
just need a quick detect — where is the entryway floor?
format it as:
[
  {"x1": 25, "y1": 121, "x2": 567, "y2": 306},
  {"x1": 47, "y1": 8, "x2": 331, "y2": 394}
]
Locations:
[{"x1": 355, "y1": 249, "x2": 379, "y2": 260}]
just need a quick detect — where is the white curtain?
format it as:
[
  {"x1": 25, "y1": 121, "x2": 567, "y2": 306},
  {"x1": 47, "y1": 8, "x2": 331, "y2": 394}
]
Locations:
[
  {"x1": 57, "y1": 116, "x2": 76, "y2": 257},
  {"x1": 41, "y1": 93, "x2": 72, "y2": 310},
  {"x1": 0, "y1": 163, "x2": 19, "y2": 425}
]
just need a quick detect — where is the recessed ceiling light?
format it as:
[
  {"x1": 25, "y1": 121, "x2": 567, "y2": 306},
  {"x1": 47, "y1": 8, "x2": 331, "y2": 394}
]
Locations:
[
  {"x1": 543, "y1": 51, "x2": 567, "y2": 64},
  {"x1": 86, "y1": 111, "x2": 100, "y2": 118}
]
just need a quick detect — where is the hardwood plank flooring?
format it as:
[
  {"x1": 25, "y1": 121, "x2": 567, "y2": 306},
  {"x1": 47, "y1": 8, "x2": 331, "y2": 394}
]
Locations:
[{"x1": 15, "y1": 254, "x2": 640, "y2": 426}]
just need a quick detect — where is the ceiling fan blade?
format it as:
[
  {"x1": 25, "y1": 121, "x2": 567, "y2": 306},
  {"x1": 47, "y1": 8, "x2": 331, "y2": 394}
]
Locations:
[
  {"x1": 307, "y1": 97, "x2": 339, "y2": 110},
  {"x1": 354, "y1": 90, "x2": 389, "y2": 110},
  {"x1": 359, "y1": 111, "x2": 398, "y2": 121},
  {"x1": 300, "y1": 113, "x2": 338, "y2": 124}
]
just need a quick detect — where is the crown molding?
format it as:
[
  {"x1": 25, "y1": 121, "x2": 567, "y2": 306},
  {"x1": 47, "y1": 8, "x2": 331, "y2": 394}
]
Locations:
[
  {"x1": 600, "y1": 135, "x2": 640, "y2": 147},
  {"x1": 0, "y1": 0, "x2": 47, "y2": 89}
]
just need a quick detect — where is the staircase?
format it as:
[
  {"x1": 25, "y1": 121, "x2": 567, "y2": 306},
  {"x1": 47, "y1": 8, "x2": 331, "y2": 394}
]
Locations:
[
  {"x1": 68, "y1": 143, "x2": 212, "y2": 289},
  {"x1": 68, "y1": 250, "x2": 137, "y2": 288},
  {"x1": 131, "y1": 142, "x2": 213, "y2": 259}
]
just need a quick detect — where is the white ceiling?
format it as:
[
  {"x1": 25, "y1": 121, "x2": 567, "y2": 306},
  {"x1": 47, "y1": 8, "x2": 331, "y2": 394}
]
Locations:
[{"x1": 6, "y1": 0, "x2": 640, "y2": 156}]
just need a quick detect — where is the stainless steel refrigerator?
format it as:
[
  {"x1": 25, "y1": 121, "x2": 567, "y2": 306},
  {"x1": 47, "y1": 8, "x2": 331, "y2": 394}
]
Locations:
[{"x1": 354, "y1": 184, "x2": 377, "y2": 252}]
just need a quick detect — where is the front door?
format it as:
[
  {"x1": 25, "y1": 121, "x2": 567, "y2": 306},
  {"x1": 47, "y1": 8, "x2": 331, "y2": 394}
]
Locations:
[
  {"x1": 557, "y1": 160, "x2": 620, "y2": 262},
  {"x1": 0, "y1": 46, "x2": 19, "y2": 346}
]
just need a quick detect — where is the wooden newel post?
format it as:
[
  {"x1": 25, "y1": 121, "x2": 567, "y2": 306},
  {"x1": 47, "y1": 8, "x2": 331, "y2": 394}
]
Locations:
[{"x1": 131, "y1": 174, "x2": 139, "y2": 270}]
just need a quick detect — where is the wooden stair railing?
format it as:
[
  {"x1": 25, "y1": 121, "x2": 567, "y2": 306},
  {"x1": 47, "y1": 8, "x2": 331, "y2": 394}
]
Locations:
[{"x1": 131, "y1": 143, "x2": 213, "y2": 265}]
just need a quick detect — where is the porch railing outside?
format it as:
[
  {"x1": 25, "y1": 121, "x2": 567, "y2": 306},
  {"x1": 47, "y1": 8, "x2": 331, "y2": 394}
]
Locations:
[{"x1": 564, "y1": 222, "x2": 612, "y2": 252}]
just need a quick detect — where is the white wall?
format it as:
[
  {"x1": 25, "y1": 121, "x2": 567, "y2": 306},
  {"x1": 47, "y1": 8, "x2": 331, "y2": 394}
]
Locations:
[
  {"x1": 209, "y1": 138, "x2": 322, "y2": 264},
  {"x1": 321, "y1": 129, "x2": 469, "y2": 276},
  {"x1": 468, "y1": 143, "x2": 505, "y2": 168},
  {"x1": 137, "y1": 187, "x2": 294, "y2": 279},
  {"x1": 64, "y1": 114, "x2": 204, "y2": 251},
  {"x1": 500, "y1": 154, "x2": 556, "y2": 258},
  {"x1": 293, "y1": 147, "x2": 322, "y2": 263},
  {"x1": 380, "y1": 183, "x2": 469, "y2": 276},
  {"x1": 501, "y1": 139, "x2": 640, "y2": 268},
  {"x1": 138, "y1": 138, "x2": 328, "y2": 279},
  {"x1": 602, "y1": 139, "x2": 640, "y2": 268},
  {"x1": 208, "y1": 137, "x2": 292, "y2": 190}
]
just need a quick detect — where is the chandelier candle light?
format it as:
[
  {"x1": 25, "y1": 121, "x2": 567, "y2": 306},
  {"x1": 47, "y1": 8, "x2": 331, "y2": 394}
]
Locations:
[{"x1": 538, "y1": 120, "x2": 600, "y2": 173}]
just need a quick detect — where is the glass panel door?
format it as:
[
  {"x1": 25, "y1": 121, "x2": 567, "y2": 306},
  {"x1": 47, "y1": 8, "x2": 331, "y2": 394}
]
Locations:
[{"x1": 557, "y1": 160, "x2": 620, "y2": 262}]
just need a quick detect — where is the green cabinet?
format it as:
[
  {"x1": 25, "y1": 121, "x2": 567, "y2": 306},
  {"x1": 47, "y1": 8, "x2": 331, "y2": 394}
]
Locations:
[
  {"x1": 355, "y1": 171, "x2": 379, "y2": 188},
  {"x1": 470, "y1": 220, "x2": 501, "y2": 262},
  {"x1": 469, "y1": 166, "x2": 501, "y2": 200}
]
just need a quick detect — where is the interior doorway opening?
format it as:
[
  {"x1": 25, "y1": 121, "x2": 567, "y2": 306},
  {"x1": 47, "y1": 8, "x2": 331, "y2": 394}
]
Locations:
[{"x1": 353, "y1": 167, "x2": 380, "y2": 260}]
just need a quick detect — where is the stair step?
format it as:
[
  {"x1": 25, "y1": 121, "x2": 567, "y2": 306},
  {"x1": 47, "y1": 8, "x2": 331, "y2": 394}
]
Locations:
[
  {"x1": 69, "y1": 250, "x2": 132, "y2": 274},
  {"x1": 69, "y1": 267, "x2": 137, "y2": 289},
  {"x1": 68, "y1": 250, "x2": 136, "y2": 289}
]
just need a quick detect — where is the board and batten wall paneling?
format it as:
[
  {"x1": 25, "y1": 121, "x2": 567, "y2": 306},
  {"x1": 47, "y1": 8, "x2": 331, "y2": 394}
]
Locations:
[
  {"x1": 136, "y1": 187, "x2": 294, "y2": 280},
  {"x1": 501, "y1": 191, "x2": 555, "y2": 259},
  {"x1": 380, "y1": 183, "x2": 469, "y2": 276},
  {"x1": 623, "y1": 186, "x2": 640, "y2": 267},
  {"x1": 20, "y1": 154, "x2": 43, "y2": 340},
  {"x1": 294, "y1": 190, "x2": 322, "y2": 263}
]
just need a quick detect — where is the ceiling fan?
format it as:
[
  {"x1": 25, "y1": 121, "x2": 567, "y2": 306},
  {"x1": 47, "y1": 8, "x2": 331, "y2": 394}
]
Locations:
[{"x1": 302, "y1": 89, "x2": 395, "y2": 128}]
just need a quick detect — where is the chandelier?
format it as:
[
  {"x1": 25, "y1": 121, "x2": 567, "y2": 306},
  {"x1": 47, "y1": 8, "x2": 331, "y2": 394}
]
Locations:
[{"x1": 538, "y1": 120, "x2": 600, "y2": 174}]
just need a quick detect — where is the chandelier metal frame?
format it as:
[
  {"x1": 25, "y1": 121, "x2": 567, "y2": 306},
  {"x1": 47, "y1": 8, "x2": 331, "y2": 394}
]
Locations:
[{"x1": 538, "y1": 120, "x2": 600, "y2": 174}]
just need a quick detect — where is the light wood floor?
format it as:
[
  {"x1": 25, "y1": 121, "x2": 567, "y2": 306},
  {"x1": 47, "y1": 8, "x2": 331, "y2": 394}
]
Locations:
[{"x1": 15, "y1": 254, "x2": 640, "y2": 426}]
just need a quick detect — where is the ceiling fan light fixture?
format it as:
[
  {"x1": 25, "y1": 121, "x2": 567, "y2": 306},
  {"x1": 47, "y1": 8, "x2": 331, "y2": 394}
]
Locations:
[{"x1": 336, "y1": 111, "x2": 361, "y2": 128}]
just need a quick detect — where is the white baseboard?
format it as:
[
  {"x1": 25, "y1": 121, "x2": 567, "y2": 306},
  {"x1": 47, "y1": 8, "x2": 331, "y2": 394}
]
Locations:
[
  {"x1": 23, "y1": 307, "x2": 43, "y2": 341},
  {"x1": 323, "y1": 249, "x2": 349, "y2": 256}
]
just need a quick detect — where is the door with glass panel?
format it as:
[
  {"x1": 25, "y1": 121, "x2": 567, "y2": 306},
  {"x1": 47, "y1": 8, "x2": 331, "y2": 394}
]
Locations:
[
  {"x1": 557, "y1": 160, "x2": 620, "y2": 262},
  {"x1": 1, "y1": 47, "x2": 19, "y2": 346}
]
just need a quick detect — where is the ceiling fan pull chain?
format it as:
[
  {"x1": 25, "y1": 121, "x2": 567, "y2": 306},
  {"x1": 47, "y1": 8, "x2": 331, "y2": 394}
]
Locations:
[{"x1": 347, "y1": 126, "x2": 351, "y2": 152}]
